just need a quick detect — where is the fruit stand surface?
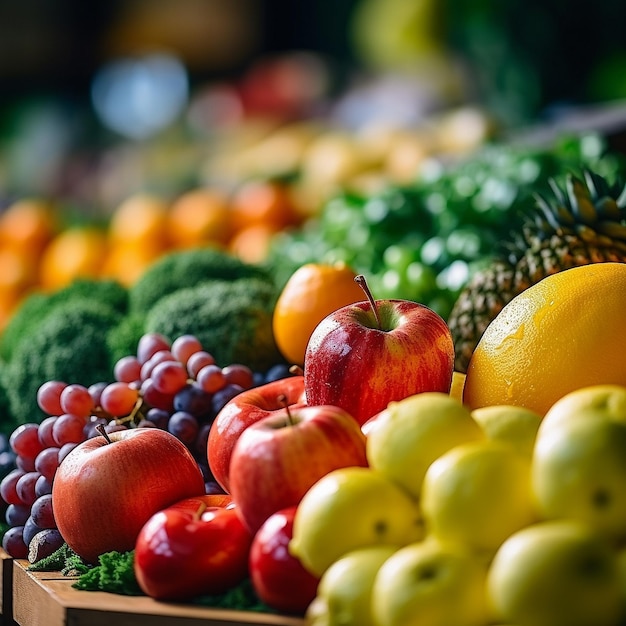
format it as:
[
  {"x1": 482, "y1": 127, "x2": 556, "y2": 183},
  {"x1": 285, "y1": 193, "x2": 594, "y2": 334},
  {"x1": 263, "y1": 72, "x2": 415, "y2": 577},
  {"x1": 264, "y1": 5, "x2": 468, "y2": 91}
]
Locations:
[{"x1": 9, "y1": 558, "x2": 305, "y2": 626}]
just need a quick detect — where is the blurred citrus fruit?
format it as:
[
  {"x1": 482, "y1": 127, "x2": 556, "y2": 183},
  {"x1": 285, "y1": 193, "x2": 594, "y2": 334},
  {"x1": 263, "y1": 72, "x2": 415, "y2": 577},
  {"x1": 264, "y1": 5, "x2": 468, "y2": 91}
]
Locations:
[
  {"x1": 463, "y1": 263, "x2": 626, "y2": 416},
  {"x1": 108, "y1": 193, "x2": 169, "y2": 250},
  {"x1": 272, "y1": 262, "x2": 366, "y2": 366},
  {"x1": 167, "y1": 188, "x2": 232, "y2": 248},
  {"x1": 39, "y1": 227, "x2": 108, "y2": 291},
  {"x1": 0, "y1": 199, "x2": 58, "y2": 256}
]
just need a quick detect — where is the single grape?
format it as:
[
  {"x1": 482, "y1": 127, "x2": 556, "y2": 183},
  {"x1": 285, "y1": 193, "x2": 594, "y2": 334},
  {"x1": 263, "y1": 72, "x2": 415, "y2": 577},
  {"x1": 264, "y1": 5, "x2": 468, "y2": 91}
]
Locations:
[
  {"x1": 35, "y1": 475, "x2": 53, "y2": 497},
  {"x1": 100, "y1": 382, "x2": 140, "y2": 418},
  {"x1": 171, "y1": 334, "x2": 203, "y2": 365},
  {"x1": 151, "y1": 360, "x2": 189, "y2": 395},
  {"x1": 31, "y1": 494, "x2": 55, "y2": 529},
  {"x1": 0, "y1": 468, "x2": 26, "y2": 505},
  {"x1": 211, "y1": 384, "x2": 245, "y2": 415},
  {"x1": 34, "y1": 447, "x2": 60, "y2": 481},
  {"x1": 140, "y1": 378, "x2": 175, "y2": 412},
  {"x1": 187, "y1": 350, "x2": 216, "y2": 379},
  {"x1": 113, "y1": 355, "x2": 142, "y2": 383},
  {"x1": 15, "y1": 471, "x2": 40, "y2": 506},
  {"x1": 36, "y1": 380, "x2": 67, "y2": 415},
  {"x1": 37, "y1": 416, "x2": 58, "y2": 448},
  {"x1": 264, "y1": 363, "x2": 293, "y2": 383},
  {"x1": 196, "y1": 364, "x2": 226, "y2": 394},
  {"x1": 137, "y1": 332, "x2": 171, "y2": 364},
  {"x1": 205, "y1": 480, "x2": 227, "y2": 496},
  {"x1": 5, "y1": 503, "x2": 30, "y2": 526},
  {"x1": 168, "y1": 411, "x2": 199, "y2": 447},
  {"x1": 222, "y1": 364, "x2": 254, "y2": 390},
  {"x1": 16, "y1": 455, "x2": 36, "y2": 472},
  {"x1": 173, "y1": 384, "x2": 213, "y2": 420},
  {"x1": 140, "y1": 349, "x2": 176, "y2": 380},
  {"x1": 60, "y1": 384, "x2": 94, "y2": 419},
  {"x1": 28, "y1": 528, "x2": 64, "y2": 564},
  {"x1": 105, "y1": 422, "x2": 128, "y2": 435},
  {"x1": 88, "y1": 381, "x2": 108, "y2": 407},
  {"x1": 52, "y1": 413, "x2": 87, "y2": 446},
  {"x1": 10, "y1": 423, "x2": 44, "y2": 460},
  {"x1": 23, "y1": 516, "x2": 43, "y2": 548},
  {"x1": 84, "y1": 416, "x2": 109, "y2": 439},
  {"x1": 58, "y1": 442, "x2": 79, "y2": 465},
  {"x1": 2, "y1": 526, "x2": 28, "y2": 558},
  {"x1": 195, "y1": 423, "x2": 212, "y2": 458},
  {"x1": 145, "y1": 408, "x2": 170, "y2": 430}
]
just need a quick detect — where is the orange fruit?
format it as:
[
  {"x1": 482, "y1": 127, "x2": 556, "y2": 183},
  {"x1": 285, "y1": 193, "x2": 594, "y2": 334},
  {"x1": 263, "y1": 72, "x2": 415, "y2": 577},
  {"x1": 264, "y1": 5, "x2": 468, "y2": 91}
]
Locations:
[
  {"x1": 0, "y1": 246, "x2": 37, "y2": 292},
  {"x1": 272, "y1": 262, "x2": 366, "y2": 366},
  {"x1": 167, "y1": 188, "x2": 232, "y2": 248},
  {"x1": 39, "y1": 227, "x2": 108, "y2": 291},
  {"x1": 101, "y1": 243, "x2": 163, "y2": 287},
  {"x1": 228, "y1": 223, "x2": 276, "y2": 264},
  {"x1": 108, "y1": 194, "x2": 170, "y2": 249},
  {"x1": 463, "y1": 263, "x2": 626, "y2": 416},
  {"x1": 230, "y1": 179, "x2": 301, "y2": 233},
  {"x1": 0, "y1": 199, "x2": 58, "y2": 256}
]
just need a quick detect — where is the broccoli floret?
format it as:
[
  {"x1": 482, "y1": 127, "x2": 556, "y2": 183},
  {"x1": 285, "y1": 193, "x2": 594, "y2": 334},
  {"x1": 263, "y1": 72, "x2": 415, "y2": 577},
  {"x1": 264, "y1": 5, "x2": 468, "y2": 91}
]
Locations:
[
  {"x1": 106, "y1": 311, "x2": 147, "y2": 365},
  {"x1": 129, "y1": 247, "x2": 273, "y2": 315},
  {"x1": 144, "y1": 278, "x2": 285, "y2": 371},
  {"x1": 0, "y1": 278, "x2": 129, "y2": 361},
  {"x1": 3, "y1": 300, "x2": 123, "y2": 425}
]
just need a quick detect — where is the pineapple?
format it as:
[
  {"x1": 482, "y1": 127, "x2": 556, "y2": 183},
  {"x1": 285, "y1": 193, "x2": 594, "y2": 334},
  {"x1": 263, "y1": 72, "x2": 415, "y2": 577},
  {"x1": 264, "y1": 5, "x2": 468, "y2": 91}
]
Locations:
[{"x1": 448, "y1": 169, "x2": 626, "y2": 373}]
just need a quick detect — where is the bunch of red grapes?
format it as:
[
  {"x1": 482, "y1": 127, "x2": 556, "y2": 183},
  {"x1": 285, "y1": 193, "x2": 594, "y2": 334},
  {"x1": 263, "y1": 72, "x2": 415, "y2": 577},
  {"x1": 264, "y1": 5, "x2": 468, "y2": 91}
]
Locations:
[{"x1": 0, "y1": 332, "x2": 291, "y2": 561}]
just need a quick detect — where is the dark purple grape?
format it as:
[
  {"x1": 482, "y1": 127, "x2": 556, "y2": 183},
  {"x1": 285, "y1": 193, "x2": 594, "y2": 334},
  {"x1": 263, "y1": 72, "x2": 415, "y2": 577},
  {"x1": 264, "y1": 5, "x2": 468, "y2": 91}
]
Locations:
[
  {"x1": 145, "y1": 407, "x2": 170, "y2": 430},
  {"x1": 16, "y1": 471, "x2": 39, "y2": 506},
  {"x1": 31, "y1": 494, "x2": 55, "y2": 529},
  {"x1": 174, "y1": 384, "x2": 213, "y2": 420},
  {"x1": 34, "y1": 447, "x2": 60, "y2": 481},
  {"x1": 23, "y1": 516, "x2": 43, "y2": 547},
  {"x1": 264, "y1": 363, "x2": 293, "y2": 383},
  {"x1": 168, "y1": 411, "x2": 199, "y2": 447},
  {"x1": 2, "y1": 525, "x2": 28, "y2": 558},
  {"x1": 211, "y1": 384, "x2": 245, "y2": 415},
  {"x1": 136, "y1": 419, "x2": 157, "y2": 428},
  {"x1": 6, "y1": 503, "x2": 30, "y2": 526},
  {"x1": 84, "y1": 416, "x2": 108, "y2": 439},
  {"x1": 35, "y1": 475, "x2": 53, "y2": 497},
  {"x1": 195, "y1": 423, "x2": 212, "y2": 458},
  {"x1": 88, "y1": 381, "x2": 108, "y2": 407},
  {"x1": 28, "y1": 528, "x2": 64, "y2": 564}
]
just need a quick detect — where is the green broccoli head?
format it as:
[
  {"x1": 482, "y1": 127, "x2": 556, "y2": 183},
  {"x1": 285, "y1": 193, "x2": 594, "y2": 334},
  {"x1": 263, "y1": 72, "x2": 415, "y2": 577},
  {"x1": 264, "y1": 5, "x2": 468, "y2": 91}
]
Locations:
[
  {"x1": 3, "y1": 300, "x2": 123, "y2": 426},
  {"x1": 129, "y1": 247, "x2": 273, "y2": 315},
  {"x1": 144, "y1": 278, "x2": 285, "y2": 372},
  {"x1": 106, "y1": 311, "x2": 147, "y2": 365},
  {"x1": 0, "y1": 278, "x2": 129, "y2": 361}
]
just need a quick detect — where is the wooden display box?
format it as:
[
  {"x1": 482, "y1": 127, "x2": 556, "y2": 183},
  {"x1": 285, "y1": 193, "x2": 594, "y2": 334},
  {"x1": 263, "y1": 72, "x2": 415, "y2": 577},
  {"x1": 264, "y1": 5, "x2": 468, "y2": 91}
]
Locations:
[{"x1": 10, "y1": 559, "x2": 305, "y2": 626}]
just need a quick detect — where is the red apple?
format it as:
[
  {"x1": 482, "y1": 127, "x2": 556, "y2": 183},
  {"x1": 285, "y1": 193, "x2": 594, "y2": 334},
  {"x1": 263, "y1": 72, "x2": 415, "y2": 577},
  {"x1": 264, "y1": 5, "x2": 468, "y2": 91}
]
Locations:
[
  {"x1": 304, "y1": 275, "x2": 454, "y2": 425},
  {"x1": 207, "y1": 375, "x2": 306, "y2": 493},
  {"x1": 250, "y1": 505, "x2": 319, "y2": 615},
  {"x1": 134, "y1": 499, "x2": 253, "y2": 601},
  {"x1": 229, "y1": 403, "x2": 368, "y2": 534},
  {"x1": 52, "y1": 427, "x2": 206, "y2": 564}
]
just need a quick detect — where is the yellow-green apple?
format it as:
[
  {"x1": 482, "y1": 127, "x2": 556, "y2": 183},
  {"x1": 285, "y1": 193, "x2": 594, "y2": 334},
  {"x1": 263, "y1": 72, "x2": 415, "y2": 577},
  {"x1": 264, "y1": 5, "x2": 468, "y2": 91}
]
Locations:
[
  {"x1": 134, "y1": 496, "x2": 253, "y2": 601},
  {"x1": 289, "y1": 466, "x2": 423, "y2": 577},
  {"x1": 366, "y1": 392, "x2": 484, "y2": 499},
  {"x1": 229, "y1": 404, "x2": 368, "y2": 534},
  {"x1": 304, "y1": 275, "x2": 454, "y2": 425},
  {"x1": 306, "y1": 545, "x2": 398, "y2": 626},
  {"x1": 52, "y1": 426, "x2": 205, "y2": 564},
  {"x1": 487, "y1": 520, "x2": 622, "y2": 626},
  {"x1": 371, "y1": 538, "x2": 491, "y2": 626},
  {"x1": 207, "y1": 375, "x2": 306, "y2": 493},
  {"x1": 532, "y1": 412, "x2": 626, "y2": 541}
]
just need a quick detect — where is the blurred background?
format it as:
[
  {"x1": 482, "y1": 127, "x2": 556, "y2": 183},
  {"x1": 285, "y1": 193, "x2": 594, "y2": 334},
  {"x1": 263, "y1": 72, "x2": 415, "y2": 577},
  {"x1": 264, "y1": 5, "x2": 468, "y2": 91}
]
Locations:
[{"x1": 1, "y1": 0, "x2": 626, "y2": 329}]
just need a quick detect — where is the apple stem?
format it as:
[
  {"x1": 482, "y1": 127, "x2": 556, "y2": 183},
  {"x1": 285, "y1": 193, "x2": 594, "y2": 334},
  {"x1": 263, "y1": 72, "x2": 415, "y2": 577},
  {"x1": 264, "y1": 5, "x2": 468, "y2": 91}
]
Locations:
[
  {"x1": 95, "y1": 423, "x2": 113, "y2": 444},
  {"x1": 278, "y1": 394, "x2": 296, "y2": 426},
  {"x1": 289, "y1": 365, "x2": 304, "y2": 377},
  {"x1": 355, "y1": 275, "x2": 382, "y2": 330},
  {"x1": 194, "y1": 502, "x2": 207, "y2": 521}
]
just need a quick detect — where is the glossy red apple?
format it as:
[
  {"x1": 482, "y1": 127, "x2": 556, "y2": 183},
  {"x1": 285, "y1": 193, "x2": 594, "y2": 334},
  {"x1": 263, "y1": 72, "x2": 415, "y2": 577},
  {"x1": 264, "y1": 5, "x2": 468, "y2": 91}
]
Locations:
[
  {"x1": 134, "y1": 499, "x2": 253, "y2": 601},
  {"x1": 207, "y1": 375, "x2": 306, "y2": 493},
  {"x1": 304, "y1": 275, "x2": 455, "y2": 425},
  {"x1": 229, "y1": 403, "x2": 368, "y2": 534},
  {"x1": 250, "y1": 505, "x2": 319, "y2": 615},
  {"x1": 52, "y1": 427, "x2": 205, "y2": 564}
]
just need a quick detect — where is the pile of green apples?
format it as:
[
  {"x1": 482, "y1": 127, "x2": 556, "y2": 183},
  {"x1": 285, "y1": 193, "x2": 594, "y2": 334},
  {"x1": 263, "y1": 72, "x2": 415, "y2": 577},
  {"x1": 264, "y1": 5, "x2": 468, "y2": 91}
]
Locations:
[{"x1": 290, "y1": 384, "x2": 626, "y2": 626}]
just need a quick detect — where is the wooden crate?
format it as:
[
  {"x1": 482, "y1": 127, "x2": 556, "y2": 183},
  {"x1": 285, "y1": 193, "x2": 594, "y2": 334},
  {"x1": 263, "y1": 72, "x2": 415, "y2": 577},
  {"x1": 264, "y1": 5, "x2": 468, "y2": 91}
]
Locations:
[{"x1": 12, "y1": 560, "x2": 306, "y2": 626}]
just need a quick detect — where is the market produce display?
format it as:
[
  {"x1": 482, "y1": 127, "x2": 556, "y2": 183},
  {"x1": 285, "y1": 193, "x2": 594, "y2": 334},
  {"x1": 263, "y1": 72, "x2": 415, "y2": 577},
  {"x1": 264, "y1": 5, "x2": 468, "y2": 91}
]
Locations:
[{"x1": 2, "y1": 131, "x2": 626, "y2": 625}]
